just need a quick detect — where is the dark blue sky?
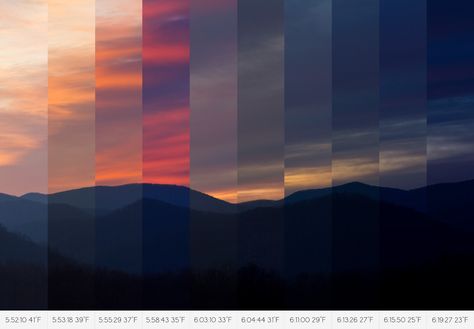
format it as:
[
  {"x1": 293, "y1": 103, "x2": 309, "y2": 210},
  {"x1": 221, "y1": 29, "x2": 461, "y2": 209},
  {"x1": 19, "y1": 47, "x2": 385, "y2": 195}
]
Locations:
[
  {"x1": 282, "y1": 0, "x2": 473, "y2": 191},
  {"x1": 427, "y1": 0, "x2": 474, "y2": 184}
]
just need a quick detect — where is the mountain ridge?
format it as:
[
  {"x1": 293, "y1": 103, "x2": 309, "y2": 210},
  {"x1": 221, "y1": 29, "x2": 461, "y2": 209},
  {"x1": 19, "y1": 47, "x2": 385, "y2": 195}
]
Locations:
[{"x1": 6, "y1": 178, "x2": 473, "y2": 208}]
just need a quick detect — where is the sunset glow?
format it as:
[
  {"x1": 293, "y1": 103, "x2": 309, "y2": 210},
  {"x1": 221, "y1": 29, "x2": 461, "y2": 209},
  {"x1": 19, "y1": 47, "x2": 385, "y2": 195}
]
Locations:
[
  {"x1": 143, "y1": 0, "x2": 190, "y2": 187},
  {"x1": 0, "y1": 1, "x2": 48, "y2": 195},
  {"x1": 1, "y1": 0, "x2": 472, "y2": 203},
  {"x1": 95, "y1": 0, "x2": 142, "y2": 186},
  {"x1": 48, "y1": 0, "x2": 95, "y2": 193}
]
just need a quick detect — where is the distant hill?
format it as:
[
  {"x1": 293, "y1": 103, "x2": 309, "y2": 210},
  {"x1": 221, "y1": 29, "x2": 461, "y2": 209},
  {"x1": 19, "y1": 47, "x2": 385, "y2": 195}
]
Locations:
[
  {"x1": 0, "y1": 224, "x2": 46, "y2": 265},
  {"x1": 18, "y1": 184, "x2": 236, "y2": 214},
  {"x1": 0, "y1": 193, "x2": 18, "y2": 203},
  {"x1": 20, "y1": 192, "x2": 469, "y2": 275},
  {"x1": 1, "y1": 179, "x2": 473, "y2": 260},
  {"x1": 21, "y1": 192, "x2": 47, "y2": 203},
  {"x1": 1, "y1": 181, "x2": 474, "y2": 309},
  {"x1": 0, "y1": 198, "x2": 47, "y2": 243},
  {"x1": 278, "y1": 180, "x2": 474, "y2": 230},
  {"x1": 2, "y1": 179, "x2": 472, "y2": 219}
]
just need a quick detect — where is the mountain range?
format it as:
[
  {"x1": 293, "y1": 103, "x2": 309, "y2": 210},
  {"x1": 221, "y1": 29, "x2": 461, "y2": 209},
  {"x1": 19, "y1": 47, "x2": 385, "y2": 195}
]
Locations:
[
  {"x1": 1, "y1": 179, "x2": 473, "y2": 273},
  {"x1": 5, "y1": 178, "x2": 474, "y2": 214},
  {"x1": 1, "y1": 180, "x2": 474, "y2": 308}
]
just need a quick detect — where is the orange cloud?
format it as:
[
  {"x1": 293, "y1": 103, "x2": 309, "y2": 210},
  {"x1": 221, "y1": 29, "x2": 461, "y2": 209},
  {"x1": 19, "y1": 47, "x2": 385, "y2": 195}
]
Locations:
[
  {"x1": 332, "y1": 157, "x2": 380, "y2": 186},
  {"x1": 144, "y1": 108, "x2": 190, "y2": 186},
  {"x1": 95, "y1": 0, "x2": 143, "y2": 187},
  {"x1": 237, "y1": 162, "x2": 285, "y2": 202},
  {"x1": 47, "y1": 0, "x2": 95, "y2": 193},
  {"x1": 204, "y1": 188, "x2": 238, "y2": 204},
  {"x1": 143, "y1": 45, "x2": 189, "y2": 64},
  {"x1": 237, "y1": 185, "x2": 284, "y2": 203},
  {"x1": 96, "y1": 66, "x2": 142, "y2": 89},
  {"x1": 95, "y1": 136, "x2": 142, "y2": 186},
  {"x1": 95, "y1": 44, "x2": 141, "y2": 63},
  {"x1": 143, "y1": 0, "x2": 190, "y2": 187},
  {"x1": 143, "y1": 2, "x2": 187, "y2": 19},
  {"x1": 285, "y1": 167, "x2": 332, "y2": 195}
]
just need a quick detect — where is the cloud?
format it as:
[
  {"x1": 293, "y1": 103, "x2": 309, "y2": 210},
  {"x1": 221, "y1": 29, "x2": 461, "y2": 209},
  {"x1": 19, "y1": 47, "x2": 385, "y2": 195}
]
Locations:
[
  {"x1": 189, "y1": 0, "x2": 238, "y2": 202},
  {"x1": 95, "y1": 0, "x2": 143, "y2": 187},
  {"x1": 144, "y1": 108, "x2": 189, "y2": 186},
  {"x1": 428, "y1": 0, "x2": 474, "y2": 184},
  {"x1": 237, "y1": 0, "x2": 285, "y2": 201},
  {"x1": 284, "y1": 0, "x2": 332, "y2": 194},
  {"x1": 285, "y1": 167, "x2": 332, "y2": 195},
  {"x1": 143, "y1": 0, "x2": 190, "y2": 186},
  {"x1": 0, "y1": 133, "x2": 38, "y2": 166},
  {"x1": 0, "y1": 0, "x2": 48, "y2": 194},
  {"x1": 47, "y1": 0, "x2": 95, "y2": 193}
]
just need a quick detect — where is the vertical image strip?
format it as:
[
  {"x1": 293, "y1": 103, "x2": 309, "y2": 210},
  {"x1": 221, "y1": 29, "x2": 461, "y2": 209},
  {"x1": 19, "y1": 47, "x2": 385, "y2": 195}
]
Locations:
[
  {"x1": 237, "y1": 0, "x2": 285, "y2": 204},
  {"x1": 95, "y1": 0, "x2": 143, "y2": 308},
  {"x1": 427, "y1": 0, "x2": 474, "y2": 185},
  {"x1": 190, "y1": 0, "x2": 238, "y2": 308},
  {"x1": 379, "y1": 0, "x2": 427, "y2": 191},
  {"x1": 331, "y1": 0, "x2": 380, "y2": 306},
  {"x1": 48, "y1": 0, "x2": 96, "y2": 308},
  {"x1": 142, "y1": 0, "x2": 191, "y2": 308},
  {"x1": 379, "y1": 0, "x2": 428, "y2": 302},
  {"x1": 284, "y1": 0, "x2": 333, "y2": 304},
  {"x1": 426, "y1": 0, "x2": 474, "y2": 299},
  {"x1": 0, "y1": 0, "x2": 48, "y2": 309},
  {"x1": 237, "y1": 0, "x2": 285, "y2": 307}
]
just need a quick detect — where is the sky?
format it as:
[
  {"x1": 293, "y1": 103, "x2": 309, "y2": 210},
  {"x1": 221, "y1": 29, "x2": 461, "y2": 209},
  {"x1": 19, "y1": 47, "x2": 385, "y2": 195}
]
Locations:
[
  {"x1": 1, "y1": 0, "x2": 473, "y2": 201},
  {"x1": 48, "y1": 0, "x2": 95, "y2": 193},
  {"x1": 96, "y1": 0, "x2": 142, "y2": 187},
  {"x1": 143, "y1": 0, "x2": 190, "y2": 187},
  {"x1": 427, "y1": 0, "x2": 474, "y2": 184},
  {"x1": 238, "y1": 0, "x2": 285, "y2": 202},
  {"x1": 379, "y1": 0, "x2": 427, "y2": 188},
  {"x1": 332, "y1": 0, "x2": 380, "y2": 187},
  {"x1": 285, "y1": 0, "x2": 332, "y2": 195},
  {"x1": 190, "y1": 0, "x2": 238, "y2": 203},
  {"x1": 0, "y1": 0, "x2": 48, "y2": 195}
]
